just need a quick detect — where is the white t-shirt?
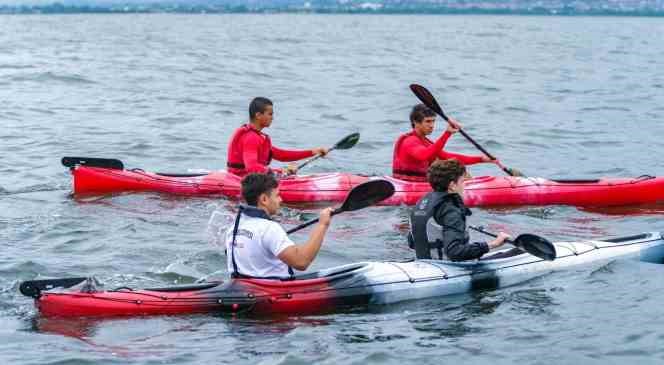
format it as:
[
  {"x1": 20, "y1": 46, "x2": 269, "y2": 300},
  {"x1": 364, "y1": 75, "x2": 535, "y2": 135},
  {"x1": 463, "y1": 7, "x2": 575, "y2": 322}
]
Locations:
[{"x1": 225, "y1": 213, "x2": 295, "y2": 279}]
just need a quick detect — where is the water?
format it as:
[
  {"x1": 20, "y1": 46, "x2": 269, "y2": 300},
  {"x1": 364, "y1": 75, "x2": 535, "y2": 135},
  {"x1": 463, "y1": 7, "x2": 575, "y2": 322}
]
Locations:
[{"x1": 1, "y1": 14, "x2": 664, "y2": 364}]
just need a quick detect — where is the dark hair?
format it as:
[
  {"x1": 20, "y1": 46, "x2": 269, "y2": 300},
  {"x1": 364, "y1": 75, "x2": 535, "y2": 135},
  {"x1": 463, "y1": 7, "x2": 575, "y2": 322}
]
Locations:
[
  {"x1": 427, "y1": 159, "x2": 466, "y2": 192},
  {"x1": 409, "y1": 104, "x2": 436, "y2": 128},
  {"x1": 241, "y1": 173, "x2": 279, "y2": 206},
  {"x1": 249, "y1": 97, "x2": 273, "y2": 121}
]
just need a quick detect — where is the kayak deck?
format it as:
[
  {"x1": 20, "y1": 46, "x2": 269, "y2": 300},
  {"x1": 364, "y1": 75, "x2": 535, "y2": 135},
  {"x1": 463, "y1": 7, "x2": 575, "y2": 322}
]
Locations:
[{"x1": 70, "y1": 166, "x2": 664, "y2": 207}]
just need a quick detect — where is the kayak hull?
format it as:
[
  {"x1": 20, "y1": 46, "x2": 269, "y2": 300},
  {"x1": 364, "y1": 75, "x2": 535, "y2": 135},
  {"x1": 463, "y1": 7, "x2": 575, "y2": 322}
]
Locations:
[
  {"x1": 70, "y1": 166, "x2": 664, "y2": 207},
  {"x1": 31, "y1": 232, "x2": 664, "y2": 318}
]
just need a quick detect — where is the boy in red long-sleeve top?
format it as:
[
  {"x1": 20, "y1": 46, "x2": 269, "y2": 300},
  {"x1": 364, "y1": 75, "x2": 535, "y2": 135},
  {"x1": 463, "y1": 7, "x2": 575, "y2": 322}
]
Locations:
[
  {"x1": 227, "y1": 97, "x2": 328, "y2": 177},
  {"x1": 392, "y1": 104, "x2": 499, "y2": 182}
]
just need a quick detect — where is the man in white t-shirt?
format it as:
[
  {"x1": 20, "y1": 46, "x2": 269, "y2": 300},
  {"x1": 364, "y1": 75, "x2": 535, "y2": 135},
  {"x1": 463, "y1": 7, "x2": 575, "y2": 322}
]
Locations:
[{"x1": 225, "y1": 173, "x2": 333, "y2": 279}]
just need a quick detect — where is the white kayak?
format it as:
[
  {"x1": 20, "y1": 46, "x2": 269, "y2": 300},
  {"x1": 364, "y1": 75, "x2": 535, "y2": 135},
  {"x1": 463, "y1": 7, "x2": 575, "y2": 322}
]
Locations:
[{"x1": 22, "y1": 232, "x2": 664, "y2": 317}]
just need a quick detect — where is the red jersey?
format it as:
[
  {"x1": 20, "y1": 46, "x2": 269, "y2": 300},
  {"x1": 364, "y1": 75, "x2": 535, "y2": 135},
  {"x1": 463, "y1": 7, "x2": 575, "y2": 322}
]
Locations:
[
  {"x1": 226, "y1": 124, "x2": 314, "y2": 176},
  {"x1": 392, "y1": 130, "x2": 484, "y2": 181}
]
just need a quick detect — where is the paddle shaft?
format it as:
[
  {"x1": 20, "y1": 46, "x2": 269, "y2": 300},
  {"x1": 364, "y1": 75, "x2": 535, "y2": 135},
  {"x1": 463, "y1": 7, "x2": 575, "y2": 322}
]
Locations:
[
  {"x1": 286, "y1": 208, "x2": 341, "y2": 234},
  {"x1": 297, "y1": 146, "x2": 337, "y2": 170},
  {"x1": 296, "y1": 132, "x2": 360, "y2": 171},
  {"x1": 410, "y1": 84, "x2": 518, "y2": 176},
  {"x1": 286, "y1": 179, "x2": 394, "y2": 234},
  {"x1": 442, "y1": 116, "x2": 516, "y2": 176},
  {"x1": 468, "y1": 225, "x2": 514, "y2": 244},
  {"x1": 453, "y1": 129, "x2": 516, "y2": 176},
  {"x1": 431, "y1": 108, "x2": 497, "y2": 161},
  {"x1": 413, "y1": 88, "x2": 499, "y2": 162},
  {"x1": 440, "y1": 114, "x2": 516, "y2": 175}
]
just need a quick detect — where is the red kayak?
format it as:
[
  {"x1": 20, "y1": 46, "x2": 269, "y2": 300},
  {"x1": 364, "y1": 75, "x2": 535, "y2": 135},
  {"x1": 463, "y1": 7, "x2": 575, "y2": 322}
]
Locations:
[
  {"x1": 21, "y1": 273, "x2": 362, "y2": 318},
  {"x1": 64, "y1": 158, "x2": 664, "y2": 207}
]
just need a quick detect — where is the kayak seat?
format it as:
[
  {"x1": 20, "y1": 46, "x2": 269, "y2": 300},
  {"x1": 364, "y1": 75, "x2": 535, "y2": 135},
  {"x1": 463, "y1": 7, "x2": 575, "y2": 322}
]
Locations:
[
  {"x1": 290, "y1": 263, "x2": 369, "y2": 281},
  {"x1": 601, "y1": 233, "x2": 651, "y2": 243},
  {"x1": 550, "y1": 179, "x2": 600, "y2": 184}
]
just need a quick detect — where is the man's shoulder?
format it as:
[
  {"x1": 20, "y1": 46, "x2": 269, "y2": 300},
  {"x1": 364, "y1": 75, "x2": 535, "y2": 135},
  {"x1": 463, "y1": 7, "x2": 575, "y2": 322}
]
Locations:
[
  {"x1": 400, "y1": 133, "x2": 418, "y2": 143},
  {"x1": 241, "y1": 216, "x2": 285, "y2": 235},
  {"x1": 241, "y1": 130, "x2": 263, "y2": 142},
  {"x1": 435, "y1": 198, "x2": 464, "y2": 220}
]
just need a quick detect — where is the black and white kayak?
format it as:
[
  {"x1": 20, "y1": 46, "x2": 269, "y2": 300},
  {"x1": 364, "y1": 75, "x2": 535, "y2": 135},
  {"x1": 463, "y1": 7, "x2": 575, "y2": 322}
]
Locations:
[{"x1": 20, "y1": 232, "x2": 664, "y2": 318}]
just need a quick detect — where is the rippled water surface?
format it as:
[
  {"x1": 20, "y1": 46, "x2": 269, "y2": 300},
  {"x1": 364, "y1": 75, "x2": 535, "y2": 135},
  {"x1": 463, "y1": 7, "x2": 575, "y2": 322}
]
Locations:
[{"x1": 2, "y1": 14, "x2": 664, "y2": 365}]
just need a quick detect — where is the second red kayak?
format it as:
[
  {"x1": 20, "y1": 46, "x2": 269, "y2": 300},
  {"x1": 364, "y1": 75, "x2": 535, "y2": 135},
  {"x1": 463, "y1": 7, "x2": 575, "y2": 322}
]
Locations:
[{"x1": 68, "y1": 164, "x2": 664, "y2": 207}]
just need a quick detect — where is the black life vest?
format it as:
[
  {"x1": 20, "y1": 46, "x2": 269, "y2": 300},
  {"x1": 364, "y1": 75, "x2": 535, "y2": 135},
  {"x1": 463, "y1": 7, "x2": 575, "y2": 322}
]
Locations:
[
  {"x1": 409, "y1": 192, "x2": 447, "y2": 259},
  {"x1": 408, "y1": 192, "x2": 471, "y2": 260}
]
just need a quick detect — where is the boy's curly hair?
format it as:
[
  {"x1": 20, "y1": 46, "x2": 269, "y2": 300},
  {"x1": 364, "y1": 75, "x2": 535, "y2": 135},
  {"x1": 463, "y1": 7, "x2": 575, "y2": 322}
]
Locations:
[{"x1": 427, "y1": 159, "x2": 466, "y2": 192}]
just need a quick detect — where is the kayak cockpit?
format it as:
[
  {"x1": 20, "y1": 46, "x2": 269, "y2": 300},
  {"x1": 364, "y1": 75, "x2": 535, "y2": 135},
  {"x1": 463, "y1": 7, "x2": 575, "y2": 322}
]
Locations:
[
  {"x1": 238, "y1": 263, "x2": 372, "y2": 288},
  {"x1": 291, "y1": 263, "x2": 370, "y2": 280},
  {"x1": 601, "y1": 232, "x2": 652, "y2": 243},
  {"x1": 153, "y1": 172, "x2": 210, "y2": 178},
  {"x1": 550, "y1": 178, "x2": 600, "y2": 184},
  {"x1": 480, "y1": 247, "x2": 527, "y2": 260},
  {"x1": 141, "y1": 282, "x2": 222, "y2": 292}
]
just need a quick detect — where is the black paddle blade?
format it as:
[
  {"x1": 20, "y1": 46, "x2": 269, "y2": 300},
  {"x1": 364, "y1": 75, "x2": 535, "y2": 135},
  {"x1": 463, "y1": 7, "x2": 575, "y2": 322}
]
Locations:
[
  {"x1": 334, "y1": 133, "x2": 360, "y2": 150},
  {"x1": 62, "y1": 157, "x2": 124, "y2": 170},
  {"x1": 19, "y1": 277, "x2": 88, "y2": 298},
  {"x1": 502, "y1": 166, "x2": 524, "y2": 178},
  {"x1": 340, "y1": 179, "x2": 395, "y2": 212},
  {"x1": 513, "y1": 234, "x2": 556, "y2": 261},
  {"x1": 286, "y1": 180, "x2": 395, "y2": 235},
  {"x1": 409, "y1": 84, "x2": 448, "y2": 120}
]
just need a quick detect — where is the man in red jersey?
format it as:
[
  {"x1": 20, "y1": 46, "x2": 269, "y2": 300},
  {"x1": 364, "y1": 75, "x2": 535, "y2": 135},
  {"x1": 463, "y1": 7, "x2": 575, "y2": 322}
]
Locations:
[
  {"x1": 227, "y1": 97, "x2": 328, "y2": 176},
  {"x1": 392, "y1": 104, "x2": 500, "y2": 182}
]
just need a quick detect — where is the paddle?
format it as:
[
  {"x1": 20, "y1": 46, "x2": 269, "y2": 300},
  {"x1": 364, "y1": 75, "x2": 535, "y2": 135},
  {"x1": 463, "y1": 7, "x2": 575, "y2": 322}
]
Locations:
[
  {"x1": 61, "y1": 133, "x2": 360, "y2": 173},
  {"x1": 296, "y1": 132, "x2": 360, "y2": 170},
  {"x1": 19, "y1": 277, "x2": 89, "y2": 298},
  {"x1": 409, "y1": 84, "x2": 523, "y2": 177},
  {"x1": 286, "y1": 179, "x2": 395, "y2": 234},
  {"x1": 469, "y1": 225, "x2": 556, "y2": 261},
  {"x1": 62, "y1": 157, "x2": 124, "y2": 170}
]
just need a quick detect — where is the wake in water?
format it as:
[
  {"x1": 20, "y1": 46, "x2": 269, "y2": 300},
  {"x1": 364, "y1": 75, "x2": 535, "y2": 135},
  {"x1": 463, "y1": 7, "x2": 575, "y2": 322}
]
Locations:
[
  {"x1": 0, "y1": 184, "x2": 68, "y2": 196},
  {"x1": 206, "y1": 209, "x2": 235, "y2": 248}
]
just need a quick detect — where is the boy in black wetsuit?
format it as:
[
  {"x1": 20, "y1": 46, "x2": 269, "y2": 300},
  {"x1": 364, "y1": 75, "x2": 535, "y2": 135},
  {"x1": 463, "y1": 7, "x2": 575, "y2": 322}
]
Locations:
[{"x1": 409, "y1": 159, "x2": 510, "y2": 260}]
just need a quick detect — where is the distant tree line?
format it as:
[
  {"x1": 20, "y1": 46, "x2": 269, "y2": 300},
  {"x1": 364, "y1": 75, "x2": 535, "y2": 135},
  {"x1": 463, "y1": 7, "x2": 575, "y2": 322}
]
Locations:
[{"x1": 1, "y1": 2, "x2": 663, "y2": 15}]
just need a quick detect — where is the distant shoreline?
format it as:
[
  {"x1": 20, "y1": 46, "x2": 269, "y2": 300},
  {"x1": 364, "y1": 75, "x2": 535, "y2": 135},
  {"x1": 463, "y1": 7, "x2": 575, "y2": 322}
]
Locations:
[{"x1": 1, "y1": 5, "x2": 664, "y2": 17}]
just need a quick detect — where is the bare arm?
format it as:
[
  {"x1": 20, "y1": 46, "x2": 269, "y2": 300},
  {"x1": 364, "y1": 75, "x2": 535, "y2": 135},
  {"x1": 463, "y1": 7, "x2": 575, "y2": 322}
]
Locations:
[{"x1": 278, "y1": 208, "x2": 333, "y2": 271}]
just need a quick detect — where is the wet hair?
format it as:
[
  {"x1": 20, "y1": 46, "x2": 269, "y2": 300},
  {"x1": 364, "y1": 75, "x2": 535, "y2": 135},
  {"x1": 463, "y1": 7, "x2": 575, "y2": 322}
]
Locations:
[
  {"x1": 241, "y1": 173, "x2": 279, "y2": 206},
  {"x1": 409, "y1": 103, "x2": 436, "y2": 128},
  {"x1": 249, "y1": 97, "x2": 273, "y2": 121},
  {"x1": 427, "y1": 159, "x2": 466, "y2": 192}
]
